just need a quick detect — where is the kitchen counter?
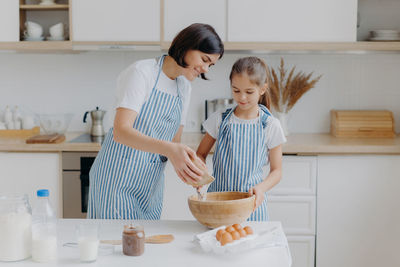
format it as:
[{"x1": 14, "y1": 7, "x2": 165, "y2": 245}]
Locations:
[
  {"x1": 0, "y1": 132, "x2": 400, "y2": 154},
  {"x1": 10, "y1": 219, "x2": 291, "y2": 267}
]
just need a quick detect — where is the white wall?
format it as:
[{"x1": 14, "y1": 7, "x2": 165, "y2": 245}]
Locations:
[{"x1": 0, "y1": 51, "x2": 399, "y2": 134}]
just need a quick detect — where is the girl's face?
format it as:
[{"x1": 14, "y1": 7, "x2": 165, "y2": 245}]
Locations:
[
  {"x1": 231, "y1": 73, "x2": 266, "y2": 111},
  {"x1": 181, "y1": 50, "x2": 220, "y2": 81}
]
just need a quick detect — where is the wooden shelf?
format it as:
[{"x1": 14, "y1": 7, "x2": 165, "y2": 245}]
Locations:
[
  {"x1": 19, "y1": 4, "x2": 69, "y2": 10},
  {"x1": 222, "y1": 41, "x2": 400, "y2": 52},
  {"x1": 161, "y1": 41, "x2": 400, "y2": 52},
  {"x1": 1, "y1": 41, "x2": 400, "y2": 53},
  {"x1": 0, "y1": 41, "x2": 72, "y2": 52}
]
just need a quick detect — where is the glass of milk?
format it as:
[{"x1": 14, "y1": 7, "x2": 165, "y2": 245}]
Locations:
[{"x1": 76, "y1": 224, "x2": 99, "y2": 262}]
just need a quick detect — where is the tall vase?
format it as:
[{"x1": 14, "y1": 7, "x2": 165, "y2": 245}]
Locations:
[{"x1": 275, "y1": 112, "x2": 289, "y2": 136}]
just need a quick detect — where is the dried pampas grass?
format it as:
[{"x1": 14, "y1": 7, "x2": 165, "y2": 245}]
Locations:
[{"x1": 269, "y1": 58, "x2": 322, "y2": 113}]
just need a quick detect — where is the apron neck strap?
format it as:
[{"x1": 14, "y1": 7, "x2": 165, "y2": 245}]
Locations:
[{"x1": 154, "y1": 55, "x2": 167, "y2": 87}]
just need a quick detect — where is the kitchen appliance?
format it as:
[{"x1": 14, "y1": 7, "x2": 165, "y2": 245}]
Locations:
[
  {"x1": 62, "y1": 152, "x2": 97, "y2": 218},
  {"x1": 201, "y1": 98, "x2": 235, "y2": 133},
  {"x1": 83, "y1": 107, "x2": 106, "y2": 137}
]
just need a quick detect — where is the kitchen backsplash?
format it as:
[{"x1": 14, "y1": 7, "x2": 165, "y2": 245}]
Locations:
[{"x1": 0, "y1": 51, "x2": 399, "y2": 133}]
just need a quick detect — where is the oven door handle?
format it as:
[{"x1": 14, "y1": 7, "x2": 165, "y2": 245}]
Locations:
[{"x1": 80, "y1": 174, "x2": 89, "y2": 213}]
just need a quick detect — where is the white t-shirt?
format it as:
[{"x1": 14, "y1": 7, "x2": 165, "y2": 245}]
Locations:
[
  {"x1": 115, "y1": 57, "x2": 192, "y2": 125},
  {"x1": 202, "y1": 107, "x2": 287, "y2": 150}
]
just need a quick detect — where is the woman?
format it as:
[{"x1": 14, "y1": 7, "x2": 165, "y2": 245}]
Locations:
[{"x1": 88, "y1": 23, "x2": 224, "y2": 220}]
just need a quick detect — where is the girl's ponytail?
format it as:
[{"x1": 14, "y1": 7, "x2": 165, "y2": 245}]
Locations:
[{"x1": 259, "y1": 88, "x2": 271, "y2": 110}]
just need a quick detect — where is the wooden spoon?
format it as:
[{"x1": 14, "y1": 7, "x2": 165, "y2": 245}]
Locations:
[{"x1": 101, "y1": 234, "x2": 174, "y2": 245}]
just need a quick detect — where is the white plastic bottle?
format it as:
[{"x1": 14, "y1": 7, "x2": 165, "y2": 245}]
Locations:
[{"x1": 31, "y1": 189, "x2": 57, "y2": 262}]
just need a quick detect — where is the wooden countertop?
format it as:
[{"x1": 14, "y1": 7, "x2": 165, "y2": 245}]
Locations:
[{"x1": 0, "y1": 132, "x2": 399, "y2": 155}]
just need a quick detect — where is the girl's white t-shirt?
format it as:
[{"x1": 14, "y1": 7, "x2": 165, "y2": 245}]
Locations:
[
  {"x1": 115, "y1": 57, "x2": 192, "y2": 125},
  {"x1": 202, "y1": 107, "x2": 287, "y2": 149}
]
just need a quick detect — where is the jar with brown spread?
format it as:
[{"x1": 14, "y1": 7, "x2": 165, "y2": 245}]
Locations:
[{"x1": 122, "y1": 225, "x2": 145, "y2": 256}]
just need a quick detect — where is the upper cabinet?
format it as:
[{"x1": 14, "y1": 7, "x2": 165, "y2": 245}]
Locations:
[
  {"x1": 227, "y1": 0, "x2": 358, "y2": 42},
  {"x1": 163, "y1": 0, "x2": 226, "y2": 42},
  {"x1": 71, "y1": 0, "x2": 160, "y2": 42},
  {"x1": 0, "y1": 0, "x2": 19, "y2": 42},
  {"x1": 357, "y1": 0, "x2": 400, "y2": 41},
  {"x1": 1, "y1": 0, "x2": 399, "y2": 52}
]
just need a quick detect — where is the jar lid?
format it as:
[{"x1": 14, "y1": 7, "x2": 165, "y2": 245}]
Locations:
[{"x1": 37, "y1": 189, "x2": 49, "y2": 197}]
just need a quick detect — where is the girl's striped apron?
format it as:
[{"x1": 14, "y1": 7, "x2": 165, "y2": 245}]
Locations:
[
  {"x1": 209, "y1": 105, "x2": 271, "y2": 221},
  {"x1": 87, "y1": 55, "x2": 182, "y2": 220}
]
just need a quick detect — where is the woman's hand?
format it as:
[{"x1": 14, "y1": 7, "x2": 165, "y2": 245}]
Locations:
[
  {"x1": 167, "y1": 143, "x2": 205, "y2": 185},
  {"x1": 249, "y1": 184, "x2": 266, "y2": 211}
]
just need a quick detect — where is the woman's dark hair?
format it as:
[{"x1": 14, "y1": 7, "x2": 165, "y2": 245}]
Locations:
[
  {"x1": 168, "y1": 23, "x2": 224, "y2": 80},
  {"x1": 229, "y1": 57, "x2": 272, "y2": 110}
]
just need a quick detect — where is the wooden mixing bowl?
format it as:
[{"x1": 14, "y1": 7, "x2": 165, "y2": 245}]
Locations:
[{"x1": 188, "y1": 191, "x2": 255, "y2": 228}]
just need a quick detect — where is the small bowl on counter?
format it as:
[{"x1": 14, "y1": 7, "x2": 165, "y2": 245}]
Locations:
[
  {"x1": 37, "y1": 113, "x2": 73, "y2": 135},
  {"x1": 188, "y1": 191, "x2": 255, "y2": 229}
]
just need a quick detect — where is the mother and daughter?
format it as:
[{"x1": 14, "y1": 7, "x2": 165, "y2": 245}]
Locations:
[{"x1": 88, "y1": 23, "x2": 286, "y2": 221}]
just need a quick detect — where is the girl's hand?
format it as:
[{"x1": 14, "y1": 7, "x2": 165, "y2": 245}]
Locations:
[
  {"x1": 167, "y1": 143, "x2": 204, "y2": 185},
  {"x1": 249, "y1": 184, "x2": 265, "y2": 211}
]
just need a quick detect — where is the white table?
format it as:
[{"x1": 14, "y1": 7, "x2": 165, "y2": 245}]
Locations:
[{"x1": 9, "y1": 219, "x2": 291, "y2": 267}]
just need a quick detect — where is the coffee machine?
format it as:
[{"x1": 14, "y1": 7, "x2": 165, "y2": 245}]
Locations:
[
  {"x1": 83, "y1": 107, "x2": 106, "y2": 137},
  {"x1": 201, "y1": 98, "x2": 235, "y2": 133}
]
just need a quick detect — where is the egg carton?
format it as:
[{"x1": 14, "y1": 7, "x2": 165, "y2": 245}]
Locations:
[{"x1": 193, "y1": 225, "x2": 285, "y2": 255}]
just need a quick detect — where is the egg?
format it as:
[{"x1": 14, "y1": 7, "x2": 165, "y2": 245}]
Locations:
[
  {"x1": 233, "y1": 223, "x2": 242, "y2": 230},
  {"x1": 216, "y1": 229, "x2": 226, "y2": 241},
  {"x1": 238, "y1": 229, "x2": 247, "y2": 238},
  {"x1": 231, "y1": 230, "x2": 240, "y2": 240},
  {"x1": 225, "y1": 226, "x2": 235, "y2": 233},
  {"x1": 220, "y1": 232, "x2": 233, "y2": 246},
  {"x1": 243, "y1": 226, "x2": 253, "y2": 235}
]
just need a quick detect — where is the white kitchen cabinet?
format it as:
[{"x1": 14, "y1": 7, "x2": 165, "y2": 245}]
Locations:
[
  {"x1": 287, "y1": 236, "x2": 315, "y2": 267},
  {"x1": 269, "y1": 156, "x2": 316, "y2": 195},
  {"x1": 317, "y1": 155, "x2": 400, "y2": 267},
  {"x1": 268, "y1": 196, "x2": 316, "y2": 235},
  {"x1": 357, "y1": 0, "x2": 400, "y2": 41},
  {"x1": 0, "y1": 0, "x2": 19, "y2": 42},
  {"x1": 227, "y1": 0, "x2": 357, "y2": 42},
  {"x1": 267, "y1": 155, "x2": 317, "y2": 267},
  {"x1": 163, "y1": 0, "x2": 226, "y2": 42},
  {"x1": 0, "y1": 152, "x2": 61, "y2": 218},
  {"x1": 71, "y1": 0, "x2": 160, "y2": 41}
]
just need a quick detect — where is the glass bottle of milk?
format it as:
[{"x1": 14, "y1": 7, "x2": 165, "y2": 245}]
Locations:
[
  {"x1": 31, "y1": 189, "x2": 57, "y2": 262},
  {"x1": 0, "y1": 194, "x2": 32, "y2": 262}
]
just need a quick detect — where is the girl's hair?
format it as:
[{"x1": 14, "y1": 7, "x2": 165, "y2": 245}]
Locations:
[
  {"x1": 229, "y1": 57, "x2": 271, "y2": 110},
  {"x1": 168, "y1": 23, "x2": 224, "y2": 80}
]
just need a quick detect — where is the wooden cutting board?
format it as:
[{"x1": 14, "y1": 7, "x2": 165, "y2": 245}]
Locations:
[{"x1": 26, "y1": 134, "x2": 66, "y2": 144}]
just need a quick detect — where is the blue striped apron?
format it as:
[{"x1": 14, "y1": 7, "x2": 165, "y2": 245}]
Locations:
[
  {"x1": 87, "y1": 55, "x2": 183, "y2": 220},
  {"x1": 209, "y1": 105, "x2": 271, "y2": 221}
]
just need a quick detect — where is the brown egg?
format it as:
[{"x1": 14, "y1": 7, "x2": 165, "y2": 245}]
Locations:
[
  {"x1": 244, "y1": 226, "x2": 253, "y2": 235},
  {"x1": 238, "y1": 229, "x2": 247, "y2": 238},
  {"x1": 216, "y1": 229, "x2": 226, "y2": 241},
  {"x1": 225, "y1": 226, "x2": 235, "y2": 233},
  {"x1": 233, "y1": 223, "x2": 242, "y2": 230},
  {"x1": 231, "y1": 230, "x2": 240, "y2": 240},
  {"x1": 220, "y1": 232, "x2": 233, "y2": 246}
]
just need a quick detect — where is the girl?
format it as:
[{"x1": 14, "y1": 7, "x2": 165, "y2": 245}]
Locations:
[
  {"x1": 88, "y1": 23, "x2": 224, "y2": 220},
  {"x1": 197, "y1": 57, "x2": 286, "y2": 221}
]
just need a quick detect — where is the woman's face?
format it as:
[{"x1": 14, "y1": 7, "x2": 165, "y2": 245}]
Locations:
[
  {"x1": 181, "y1": 50, "x2": 220, "y2": 81},
  {"x1": 231, "y1": 73, "x2": 266, "y2": 111}
]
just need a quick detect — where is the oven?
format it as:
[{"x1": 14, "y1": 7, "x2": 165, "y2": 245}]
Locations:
[{"x1": 62, "y1": 152, "x2": 97, "y2": 218}]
